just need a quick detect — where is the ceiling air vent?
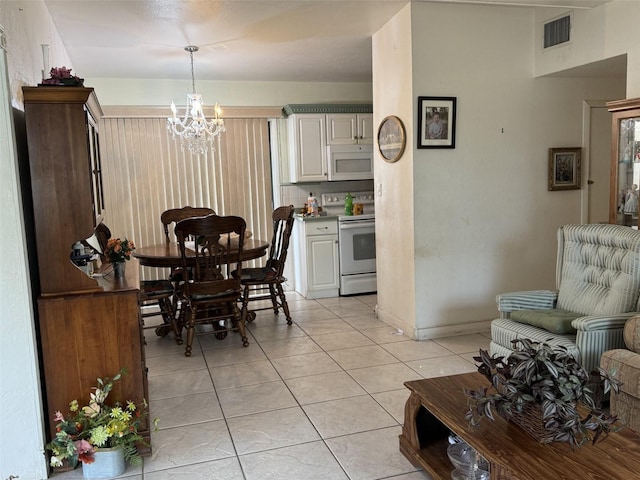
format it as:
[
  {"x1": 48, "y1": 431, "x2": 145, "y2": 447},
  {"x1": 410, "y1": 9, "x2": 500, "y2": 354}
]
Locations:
[{"x1": 543, "y1": 14, "x2": 571, "y2": 49}]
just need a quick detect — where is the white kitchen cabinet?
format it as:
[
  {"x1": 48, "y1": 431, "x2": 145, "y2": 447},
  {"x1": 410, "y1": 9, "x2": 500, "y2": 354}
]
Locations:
[
  {"x1": 287, "y1": 113, "x2": 327, "y2": 182},
  {"x1": 326, "y1": 113, "x2": 374, "y2": 145},
  {"x1": 293, "y1": 217, "x2": 339, "y2": 299}
]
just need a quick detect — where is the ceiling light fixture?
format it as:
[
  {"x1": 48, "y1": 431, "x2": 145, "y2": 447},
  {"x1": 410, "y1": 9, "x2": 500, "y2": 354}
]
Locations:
[{"x1": 167, "y1": 45, "x2": 225, "y2": 155}]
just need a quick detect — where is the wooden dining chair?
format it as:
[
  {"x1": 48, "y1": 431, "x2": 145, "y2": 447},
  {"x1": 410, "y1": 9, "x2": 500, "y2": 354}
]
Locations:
[
  {"x1": 238, "y1": 205, "x2": 295, "y2": 325},
  {"x1": 161, "y1": 206, "x2": 215, "y2": 243},
  {"x1": 175, "y1": 214, "x2": 248, "y2": 356},
  {"x1": 161, "y1": 206, "x2": 216, "y2": 288},
  {"x1": 155, "y1": 206, "x2": 216, "y2": 331}
]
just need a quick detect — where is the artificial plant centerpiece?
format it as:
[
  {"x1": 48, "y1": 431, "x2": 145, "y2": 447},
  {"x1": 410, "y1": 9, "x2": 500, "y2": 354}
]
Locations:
[
  {"x1": 41, "y1": 66, "x2": 84, "y2": 86},
  {"x1": 45, "y1": 369, "x2": 156, "y2": 470},
  {"x1": 464, "y1": 338, "x2": 622, "y2": 447}
]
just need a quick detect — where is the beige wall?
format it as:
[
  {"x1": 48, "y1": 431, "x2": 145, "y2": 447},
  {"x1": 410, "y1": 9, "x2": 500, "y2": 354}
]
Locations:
[
  {"x1": 0, "y1": 1, "x2": 68, "y2": 477},
  {"x1": 535, "y1": 2, "x2": 639, "y2": 97},
  {"x1": 1, "y1": 0, "x2": 74, "y2": 106},
  {"x1": 88, "y1": 78, "x2": 373, "y2": 107},
  {"x1": 372, "y1": 4, "x2": 416, "y2": 336},
  {"x1": 373, "y1": 2, "x2": 626, "y2": 340}
]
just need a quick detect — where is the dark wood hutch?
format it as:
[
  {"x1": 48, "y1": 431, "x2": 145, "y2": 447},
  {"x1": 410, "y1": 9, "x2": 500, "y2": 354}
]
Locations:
[{"x1": 22, "y1": 87, "x2": 149, "y2": 449}]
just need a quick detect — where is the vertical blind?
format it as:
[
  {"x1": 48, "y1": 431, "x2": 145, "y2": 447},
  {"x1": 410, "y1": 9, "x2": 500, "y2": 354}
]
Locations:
[{"x1": 100, "y1": 116, "x2": 273, "y2": 280}]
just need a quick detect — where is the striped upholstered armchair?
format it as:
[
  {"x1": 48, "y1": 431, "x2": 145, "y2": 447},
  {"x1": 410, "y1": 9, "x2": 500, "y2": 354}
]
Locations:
[{"x1": 490, "y1": 224, "x2": 640, "y2": 373}]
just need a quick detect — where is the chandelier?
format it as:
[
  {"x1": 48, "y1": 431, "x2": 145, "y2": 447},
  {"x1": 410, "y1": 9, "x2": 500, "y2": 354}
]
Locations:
[{"x1": 167, "y1": 45, "x2": 225, "y2": 155}]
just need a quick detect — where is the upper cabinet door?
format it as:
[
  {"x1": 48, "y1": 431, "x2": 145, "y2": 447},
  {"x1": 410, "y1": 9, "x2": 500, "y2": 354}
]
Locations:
[
  {"x1": 327, "y1": 113, "x2": 373, "y2": 145},
  {"x1": 358, "y1": 114, "x2": 374, "y2": 145},
  {"x1": 288, "y1": 114, "x2": 327, "y2": 183},
  {"x1": 327, "y1": 114, "x2": 357, "y2": 145},
  {"x1": 608, "y1": 98, "x2": 640, "y2": 229}
]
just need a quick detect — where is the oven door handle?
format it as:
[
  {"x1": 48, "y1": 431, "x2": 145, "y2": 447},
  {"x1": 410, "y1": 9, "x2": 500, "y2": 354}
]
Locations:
[{"x1": 339, "y1": 221, "x2": 375, "y2": 229}]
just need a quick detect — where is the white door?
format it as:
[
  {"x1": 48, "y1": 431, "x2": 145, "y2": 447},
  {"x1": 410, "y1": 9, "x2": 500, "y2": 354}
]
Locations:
[{"x1": 587, "y1": 105, "x2": 612, "y2": 224}]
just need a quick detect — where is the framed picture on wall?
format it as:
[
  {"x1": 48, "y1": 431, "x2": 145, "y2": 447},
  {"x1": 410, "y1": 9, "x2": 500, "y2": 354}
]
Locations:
[
  {"x1": 417, "y1": 96, "x2": 456, "y2": 149},
  {"x1": 548, "y1": 147, "x2": 581, "y2": 191}
]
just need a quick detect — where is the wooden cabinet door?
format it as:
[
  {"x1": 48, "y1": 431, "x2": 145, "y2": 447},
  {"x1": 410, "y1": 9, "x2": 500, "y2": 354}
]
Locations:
[
  {"x1": 38, "y1": 291, "x2": 149, "y2": 443},
  {"x1": 23, "y1": 87, "x2": 104, "y2": 295}
]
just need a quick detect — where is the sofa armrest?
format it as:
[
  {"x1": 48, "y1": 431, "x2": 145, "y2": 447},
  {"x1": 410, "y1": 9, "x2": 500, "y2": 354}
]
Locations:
[
  {"x1": 572, "y1": 314, "x2": 636, "y2": 331},
  {"x1": 495, "y1": 290, "x2": 557, "y2": 318},
  {"x1": 571, "y1": 314, "x2": 634, "y2": 372},
  {"x1": 623, "y1": 314, "x2": 640, "y2": 353}
]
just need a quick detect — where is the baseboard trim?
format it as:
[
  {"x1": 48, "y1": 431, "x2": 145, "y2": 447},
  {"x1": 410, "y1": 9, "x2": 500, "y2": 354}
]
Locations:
[
  {"x1": 414, "y1": 320, "x2": 493, "y2": 340},
  {"x1": 376, "y1": 307, "x2": 493, "y2": 341}
]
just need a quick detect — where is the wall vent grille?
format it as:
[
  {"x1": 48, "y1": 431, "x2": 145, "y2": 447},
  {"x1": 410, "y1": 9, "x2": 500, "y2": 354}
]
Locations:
[{"x1": 544, "y1": 15, "x2": 571, "y2": 49}]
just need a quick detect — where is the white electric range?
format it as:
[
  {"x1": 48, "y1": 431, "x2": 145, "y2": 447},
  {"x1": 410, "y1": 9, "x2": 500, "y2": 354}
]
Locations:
[{"x1": 321, "y1": 192, "x2": 376, "y2": 295}]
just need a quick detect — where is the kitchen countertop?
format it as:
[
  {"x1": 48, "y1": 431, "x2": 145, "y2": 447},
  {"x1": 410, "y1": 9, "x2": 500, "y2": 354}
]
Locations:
[{"x1": 293, "y1": 213, "x2": 339, "y2": 221}]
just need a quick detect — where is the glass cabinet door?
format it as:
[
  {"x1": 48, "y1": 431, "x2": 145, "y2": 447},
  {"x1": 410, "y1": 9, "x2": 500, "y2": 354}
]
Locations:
[{"x1": 608, "y1": 99, "x2": 640, "y2": 229}]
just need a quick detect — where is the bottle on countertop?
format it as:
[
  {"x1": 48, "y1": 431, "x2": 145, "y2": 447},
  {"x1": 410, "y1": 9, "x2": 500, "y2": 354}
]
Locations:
[
  {"x1": 307, "y1": 192, "x2": 319, "y2": 216},
  {"x1": 344, "y1": 192, "x2": 353, "y2": 216}
]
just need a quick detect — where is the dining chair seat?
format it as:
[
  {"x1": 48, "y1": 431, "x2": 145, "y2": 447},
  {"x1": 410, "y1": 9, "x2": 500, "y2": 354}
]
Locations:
[
  {"x1": 141, "y1": 279, "x2": 174, "y2": 296},
  {"x1": 140, "y1": 279, "x2": 182, "y2": 341},
  {"x1": 240, "y1": 266, "x2": 279, "y2": 283}
]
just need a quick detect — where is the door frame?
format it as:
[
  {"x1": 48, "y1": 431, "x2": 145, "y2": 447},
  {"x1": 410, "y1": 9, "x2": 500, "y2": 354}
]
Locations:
[{"x1": 581, "y1": 99, "x2": 610, "y2": 224}]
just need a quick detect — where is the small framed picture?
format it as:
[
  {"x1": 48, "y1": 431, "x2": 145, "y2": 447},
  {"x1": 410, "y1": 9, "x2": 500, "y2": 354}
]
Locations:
[
  {"x1": 548, "y1": 147, "x2": 582, "y2": 191},
  {"x1": 417, "y1": 96, "x2": 456, "y2": 149},
  {"x1": 377, "y1": 115, "x2": 406, "y2": 163}
]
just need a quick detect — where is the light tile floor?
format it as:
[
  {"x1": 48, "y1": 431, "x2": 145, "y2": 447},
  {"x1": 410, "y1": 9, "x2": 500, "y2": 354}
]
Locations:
[{"x1": 52, "y1": 293, "x2": 491, "y2": 480}]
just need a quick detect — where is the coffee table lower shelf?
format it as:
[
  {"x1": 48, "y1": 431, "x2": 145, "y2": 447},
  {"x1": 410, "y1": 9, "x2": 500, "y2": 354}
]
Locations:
[
  {"x1": 399, "y1": 372, "x2": 640, "y2": 480},
  {"x1": 399, "y1": 434, "x2": 451, "y2": 479}
]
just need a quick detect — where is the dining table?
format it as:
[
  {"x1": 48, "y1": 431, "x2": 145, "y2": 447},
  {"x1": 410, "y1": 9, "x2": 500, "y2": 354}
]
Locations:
[
  {"x1": 134, "y1": 238, "x2": 270, "y2": 338},
  {"x1": 133, "y1": 238, "x2": 270, "y2": 268}
]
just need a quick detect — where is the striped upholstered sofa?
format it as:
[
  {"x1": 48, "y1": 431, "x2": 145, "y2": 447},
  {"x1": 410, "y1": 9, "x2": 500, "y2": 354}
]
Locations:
[{"x1": 490, "y1": 224, "x2": 640, "y2": 373}]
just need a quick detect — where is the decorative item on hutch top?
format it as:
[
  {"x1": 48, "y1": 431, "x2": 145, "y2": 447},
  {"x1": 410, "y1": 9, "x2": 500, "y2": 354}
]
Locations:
[
  {"x1": 40, "y1": 66, "x2": 84, "y2": 86},
  {"x1": 417, "y1": 96, "x2": 457, "y2": 149},
  {"x1": 377, "y1": 115, "x2": 406, "y2": 163},
  {"x1": 548, "y1": 147, "x2": 581, "y2": 191},
  {"x1": 167, "y1": 46, "x2": 225, "y2": 155}
]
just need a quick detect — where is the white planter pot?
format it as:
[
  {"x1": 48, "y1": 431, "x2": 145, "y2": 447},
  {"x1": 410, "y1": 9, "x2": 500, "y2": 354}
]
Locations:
[{"x1": 82, "y1": 447, "x2": 126, "y2": 479}]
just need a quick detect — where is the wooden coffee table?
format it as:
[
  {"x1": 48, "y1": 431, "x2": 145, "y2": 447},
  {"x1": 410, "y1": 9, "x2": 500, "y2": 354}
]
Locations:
[{"x1": 399, "y1": 372, "x2": 640, "y2": 480}]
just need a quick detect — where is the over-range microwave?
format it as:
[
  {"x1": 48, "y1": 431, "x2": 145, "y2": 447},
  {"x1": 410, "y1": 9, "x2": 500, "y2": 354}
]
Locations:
[{"x1": 327, "y1": 144, "x2": 374, "y2": 181}]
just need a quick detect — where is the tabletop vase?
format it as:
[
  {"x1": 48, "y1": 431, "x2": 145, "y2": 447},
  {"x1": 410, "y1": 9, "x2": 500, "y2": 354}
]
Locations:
[
  {"x1": 82, "y1": 447, "x2": 125, "y2": 479},
  {"x1": 113, "y1": 261, "x2": 126, "y2": 278}
]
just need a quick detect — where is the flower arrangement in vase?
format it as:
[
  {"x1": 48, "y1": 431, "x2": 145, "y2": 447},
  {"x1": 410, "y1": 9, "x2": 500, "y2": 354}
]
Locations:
[
  {"x1": 104, "y1": 238, "x2": 135, "y2": 264},
  {"x1": 45, "y1": 369, "x2": 156, "y2": 469},
  {"x1": 41, "y1": 66, "x2": 84, "y2": 86}
]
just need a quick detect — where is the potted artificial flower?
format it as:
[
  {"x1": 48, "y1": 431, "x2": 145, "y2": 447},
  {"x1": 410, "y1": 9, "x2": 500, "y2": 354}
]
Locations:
[
  {"x1": 103, "y1": 237, "x2": 135, "y2": 278},
  {"x1": 464, "y1": 338, "x2": 622, "y2": 448},
  {"x1": 41, "y1": 66, "x2": 84, "y2": 86},
  {"x1": 45, "y1": 369, "x2": 156, "y2": 478}
]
